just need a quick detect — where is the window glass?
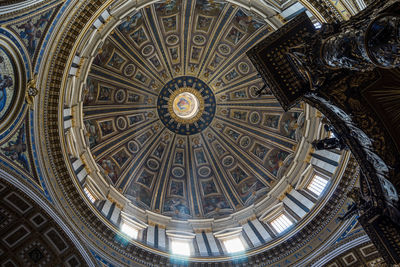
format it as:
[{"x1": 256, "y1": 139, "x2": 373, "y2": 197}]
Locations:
[
  {"x1": 223, "y1": 237, "x2": 245, "y2": 253},
  {"x1": 271, "y1": 214, "x2": 293, "y2": 233},
  {"x1": 308, "y1": 174, "x2": 328, "y2": 196},
  {"x1": 83, "y1": 187, "x2": 96, "y2": 203},
  {"x1": 121, "y1": 223, "x2": 139, "y2": 239},
  {"x1": 171, "y1": 240, "x2": 191, "y2": 256}
]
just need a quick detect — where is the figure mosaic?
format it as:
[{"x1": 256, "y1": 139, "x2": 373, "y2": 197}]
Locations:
[
  {"x1": 264, "y1": 114, "x2": 280, "y2": 129},
  {"x1": 128, "y1": 141, "x2": 139, "y2": 154},
  {"x1": 98, "y1": 86, "x2": 112, "y2": 101},
  {"x1": 214, "y1": 143, "x2": 225, "y2": 156},
  {"x1": 172, "y1": 167, "x2": 184, "y2": 178},
  {"x1": 107, "y1": 52, "x2": 125, "y2": 70},
  {"x1": 112, "y1": 149, "x2": 130, "y2": 167},
  {"x1": 195, "y1": 150, "x2": 206, "y2": 164},
  {"x1": 153, "y1": 143, "x2": 165, "y2": 158},
  {"x1": 202, "y1": 180, "x2": 218, "y2": 195},
  {"x1": 174, "y1": 151, "x2": 184, "y2": 165},
  {"x1": 170, "y1": 180, "x2": 184, "y2": 197},
  {"x1": 232, "y1": 90, "x2": 246, "y2": 99},
  {"x1": 137, "y1": 170, "x2": 154, "y2": 188},
  {"x1": 142, "y1": 45, "x2": 154, "y2": 56},
  {"x1": 266, "y1": 149, "x2": 289, "y2": 176},
  {"x1": 0, "y1": 74, "x2": 13, "y2": 119},
  {"x1": 129, "y1": 114, "x2": 143, "y2": 125},
  {"x1": 155, "y1": 0, "x2": 181, "y2": 15},
  {"x1": 127, "y1": 93, "x2": 140, "y2": 103},
  {"x1": 238, "y1": 179, "x2": 264, "y2": 203},
  {"x1": 83, "y1": 78, "x2": 97, "y2": 105},
  {"x1": 135, "y1": 72, "x2": 147, "y2": 83},
  {"x1": 251, "y1": 85, "x2": 271, "y2": 97},
  {"x1": 130, "y1": 28, "x2": 147, "y2": 46},
  {"x1": 147, "y1": 159, "x2": 159, "y2": 170},
  {"x1": 238, "y1": 62, "x2": 250, "y2": 74},
  {"x1": 252, "y1": 143, "x2": 269, "y2": 160},
  {"x1": 0, "y1": 47, "x2": 14, "y2": 121},
  {"x1": 138, "y1": 187, "x2": 152, "y2": 207},
  {"x1": 138, "y1": 131, "x2": 152, "y2": 144},
  {"x1": 126, "y1": 185, "x2": 152, "y2": 207},
  {"x1": 277, "y1": 156, "x2": 293, "y2": 179},
  {"x1": 149, "y1": 56, "x2": 161, "y2": 69},
  {"x1": 13, "y1": 10, "x2": 53, "y2": 57},
  {"x1": 233, "y1": 9, "x2": 263, "y2": 34},
  {"x1": 203, "y1": 196, "x2": 230, "y2": 214},
  {"x1": 99, "y1": 158, "x2": 118, "y2": 183},
  {"x1": 1, "y1": 123, "x2": 29, "y2": 171},
  {"x1": 166, "y1": 35, "x2": 179, "y2": 46},
  {"x1": 225, "y1": 69, "x2": 239, "y2": 81},
  {"x1": 210, "y1": 54, "x2": 223, "y2": 69},
  {"x1": 118, "y1": 12, "x2": 143, "y2": 34},
  {"x1": 195, "y1": 0, "x2": 225, "y2": 16},
  {"x1": 250, "y1": 112, "x2": 260, "y2": 124},
  {"x1": 114, "y1": 90, "x2": 126, "y2": 103},
  {"x1": 162, "y1": 16, "x2": 177, "y2": 32},
  {"x1": 198, "y1": 166, "x2": 211, "y2": 177},
  {"x1": 84, "y1": 120, "x2": 100, "y2": 148},
  {"x1": 226, "y1": 27, "x2": 244, "y2": 45},
  {"x1": 218, "y1": 44, "x2": 230, "y2": 55},
  {"x1": 196, "y1": 16, "x2": 213, "y2": 32},
  {"x1": 98, "y1": 121, "x2": 114, "y2": 136},
  {"x1": 222, "y1": 156, "x2": 233, "y2": 167},
  {"x1": 123, "y1": 64, "x2": 135, "y2": 77},
  {"x1": 231, "y1": 166, "x2": 247, "y2": 184},
  {"x1": 238, "y1": 179, "x2": 253, "y2": 195},
  {"x1": 239, "y1": 137, "x2": 250, "y2": 148},
  {"x1": 163, "y1": 198, "x2": 190, "y2": 218},
  {"x1": 233, "y1": 111, "x2": 247, "y2": 121},
  {"x1": 191, "y1": 47, "x2": 201, "y2": 61},
  {"x1": 93, "y1": 40, "x2": 113, "y2": 65},
  {"x1": 226, "y1": 129, "x2": 240, "y2": 141},
  {"x1": 169, "y1": 47, "x2": 179, "y2": 60},
  {"x1": 193, "y1": 35, "x2": 205, "y2": 45},
  {"x1": 280, "y1": 112, "x2": 300, "y2": 140}
]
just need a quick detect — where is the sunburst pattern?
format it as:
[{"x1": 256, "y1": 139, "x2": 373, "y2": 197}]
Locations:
[{"x1": 82, "y1": 0, "x2": 305, "y2": 219}]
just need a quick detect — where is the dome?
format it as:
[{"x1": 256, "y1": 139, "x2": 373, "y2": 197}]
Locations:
[
  {"x1": 31, "y1": 0, "x2": 357, "y2": 263},
  {"x1": 81, "y1": 0, "x2": 305, "y2": 220},
  {"x1": 2, "y1": 0, "x2": 397, "y2": 265}
]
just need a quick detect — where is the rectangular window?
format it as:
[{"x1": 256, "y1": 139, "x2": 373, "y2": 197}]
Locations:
[
  {"x1": 223, "y1": 237, "x2": 245, "y2": 253},
  {"x1": 171, "y1": 240, "x2": 191, "y2": 256},
  {"x1": 121, "y1": 223, "x2": 138, "y2": 239},
  {"x1": 83, "y1": 187, "x2": 96, "y2": 203},
  {"x1": 307, "y1": 174, "x2": 328, "y2": 196},
  {"x1": 271, "y1": 214, "x2": 293, "y2": 234}
]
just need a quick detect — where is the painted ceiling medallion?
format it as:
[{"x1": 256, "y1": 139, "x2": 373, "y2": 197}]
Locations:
[
  {"x1": 172, "y1": 91, "x2": 200, "y2": 119},
  {"x1": 158, "y1": 76, "x2": 215, "y2": 135}
]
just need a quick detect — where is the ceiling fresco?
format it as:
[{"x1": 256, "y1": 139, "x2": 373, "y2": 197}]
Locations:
[{"x1": 83, "y1": 0, "x2": 305, "y2": 219}]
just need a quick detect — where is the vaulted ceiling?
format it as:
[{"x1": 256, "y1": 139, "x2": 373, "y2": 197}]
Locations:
[
  {"x1": 84, "y1": 0, "x2": 303, "y2": 219},
  {"x1": 0, "y1": 0, "x2": 372, "y2": 266}
]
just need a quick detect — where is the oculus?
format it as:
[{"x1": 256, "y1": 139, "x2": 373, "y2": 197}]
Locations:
[
  {"x1": 172, "y1": 92, "x2": 200, "y2": 120},
  {"x1": 157, "y1": 76, "x2": 216, "y2": 135}
]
